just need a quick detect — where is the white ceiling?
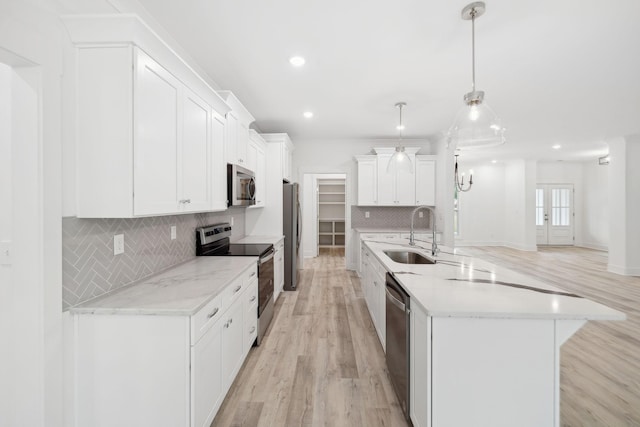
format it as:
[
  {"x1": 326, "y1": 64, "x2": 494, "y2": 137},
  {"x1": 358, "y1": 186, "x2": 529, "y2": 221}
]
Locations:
[{"x1": 132, "y1": 0, "x2": 640, "y2": 162}]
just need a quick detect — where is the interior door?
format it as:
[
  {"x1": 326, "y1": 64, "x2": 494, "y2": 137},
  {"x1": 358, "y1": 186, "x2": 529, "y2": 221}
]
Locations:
[{"x1": 536, "y1": 184, "x2": 574, "y2": 245}]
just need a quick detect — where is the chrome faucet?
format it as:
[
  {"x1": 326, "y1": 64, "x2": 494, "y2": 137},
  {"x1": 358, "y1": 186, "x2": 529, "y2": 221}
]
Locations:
[{"x1": 409, "y1": 205, "x2": 439, "y2": 256}]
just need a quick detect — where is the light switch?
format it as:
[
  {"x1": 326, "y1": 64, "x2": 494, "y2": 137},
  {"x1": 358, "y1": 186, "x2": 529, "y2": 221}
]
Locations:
[
  {"x1": 365, "y1": 211, "x2": 370, "y2": 218},
  {"x1": 230, "y1": 216, "x2": 234, "y2": 226},
  {"x1": 170, "y1": 225, "x2": 177, "y2": 240},
  {"x1": 419, "y1": 211, "x2": 424, "y2": 218},
  {"x1": 113, "y1": 234, "x2": 124, "y2": 255}
]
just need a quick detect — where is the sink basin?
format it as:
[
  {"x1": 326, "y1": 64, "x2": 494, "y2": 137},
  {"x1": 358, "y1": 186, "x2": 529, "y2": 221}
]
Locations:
[{"x1": 383, "y1": 250, "x2": 436, "y2": 265}]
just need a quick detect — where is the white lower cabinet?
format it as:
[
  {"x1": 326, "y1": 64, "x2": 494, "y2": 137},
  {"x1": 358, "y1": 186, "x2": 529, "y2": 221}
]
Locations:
[
  {"x1": 75, "y1": 264, "x2": 258, "y2": 427},
  {"x1": 274, "y1": 238, "x2": 285, "y2": 300},
  {"x1": 410, "y1": 300, "x2": 431, "y2": 427},
  {"x1": 192, "y1": 317, "x2": 224, "y2": 427},
  {"x1": 361, "y1": 246, "x2": 386, "y2": 350}
]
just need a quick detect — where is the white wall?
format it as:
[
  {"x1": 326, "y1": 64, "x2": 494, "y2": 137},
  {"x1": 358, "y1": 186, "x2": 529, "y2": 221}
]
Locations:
[
  {"x1": 455, "y1": 162, "x2": 506, "y2": 246},
  {"x1": 608, "y1": 135, "x2": 640, "y2": 275},
  {"x1": 581, "y1": 160, "x2": 609, "y2": 250},
  {"x1": 503, "y1": 160, "x2": 537, "y2": 251},
  {"x1": 293, "y1": 138, "x2": 434, "y2": 270}
]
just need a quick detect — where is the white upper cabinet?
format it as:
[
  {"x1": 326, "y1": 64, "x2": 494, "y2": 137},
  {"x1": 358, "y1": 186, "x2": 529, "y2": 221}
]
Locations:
[
  {"x1": 181, "y1": 88, "x2": 213, "y2": 213},
  {"x1": 248, "y1": 130, "x2": 267, "y2": 208},
  {"x1": 355, "y1": 148, "x2": 434, "y2": 207},
  {"x1": 375, "y1": 148, "x2": 417, "y2": 206},
  {"x1": 415, "y1": 155, "x2": 436, "y2": 206},
  {"x1": 282, "y1": 142, "x2": 293, "y2": 182},
  {"x1": 210, "y1": 112, "x2": 227, "y2": 211},
  {"x1": 217, "y1": 91, "x2": 255, "y2": 167},
  {"x1": 355, "y1": 155, "x2": 378, "y2": 205},
  {"x1": 63, "y1": 15, "x2": 231, "y2": 218},
  {"x1": 133, "y1": 50, "x2": 182, "y2": 216}
]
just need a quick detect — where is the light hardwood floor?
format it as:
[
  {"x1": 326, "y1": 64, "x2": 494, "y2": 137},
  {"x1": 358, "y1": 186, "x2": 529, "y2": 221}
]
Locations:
[
  {"x1": 212, "y1": 247, "x2": 409, "y2": 426},
  {"x1": 463, "y1": 246, "x2": 640, "y2": 427},
  {"x1": 214, "y1": 246, "x2": 640, "y2": 427}
]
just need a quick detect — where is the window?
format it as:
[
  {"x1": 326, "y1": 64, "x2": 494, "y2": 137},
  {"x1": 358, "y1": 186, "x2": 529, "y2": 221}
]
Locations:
[
  {"x1": 535, "y1": 188, "x2": 545, "y2": 226},
  {"x1": 551, "y1": 188, "x2": 571, "y2": 226}
]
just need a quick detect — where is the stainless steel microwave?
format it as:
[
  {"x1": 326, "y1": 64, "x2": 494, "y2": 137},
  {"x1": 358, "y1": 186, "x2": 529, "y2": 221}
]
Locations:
[{"x1": 227, "y1": 163, "x2": 256, "y2": 207}]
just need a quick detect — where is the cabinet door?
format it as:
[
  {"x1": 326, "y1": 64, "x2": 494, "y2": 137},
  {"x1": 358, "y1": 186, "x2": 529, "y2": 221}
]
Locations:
[
  {"x1": 357, "y1": 157, "x2": 378, "y2": 205},
  {"x1": 134, "y1": 50, "x2": 180, "y2": 215},
  {"x1": 274, "y1": 243, "x2": 284, "y2": 299},
  {"x1": 211, "y1": 112, "x2": 227, "y2": 210},
  {"x1": 246, "y1": 139, "x2": 258, "y2": 173},
  {"x1": 191, "y1": 321, "x2": 223, "y2": 427},
  {"x1": 255, "y1": 146, "x2": 266, "y2": 207},
  {"x1": 410, "y1": 302, "x2": 430, "y2": 427},
  {"x1": 396, "y1": 156, "x2": 416, "y2": 205},
  {"x1": 222, "y1": 301, "x2": 244, "y2": 392},
  {"x1": 225, "y1": 112, "x2": 238, "y2": 165},
  {"x1": 415, "y1": 157, "x2": 436, "y2": 206},
  {"x1": 181, "y1": 88, "x2": 211, "y2": 212},
  {"x1": 376, "y1": 154, "x2": 396, "y2": 205},
  {"x1": 237, "y1": 122, "x2": 249, "y2": 165}
]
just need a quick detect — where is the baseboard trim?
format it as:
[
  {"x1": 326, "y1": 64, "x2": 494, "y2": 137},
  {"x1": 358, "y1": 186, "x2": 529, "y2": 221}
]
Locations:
[
  {"x1": 577, "y1": 242, "x2": 608, "y2": 252},
  {"x1": 607, "y1": 263, "x2": 640, "y2": 276}
]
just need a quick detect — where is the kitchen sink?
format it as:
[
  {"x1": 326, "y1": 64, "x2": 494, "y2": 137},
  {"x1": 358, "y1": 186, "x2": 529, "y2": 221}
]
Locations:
[{"x1": 383, "y1": 250, "x2": 436, "y2": 265}]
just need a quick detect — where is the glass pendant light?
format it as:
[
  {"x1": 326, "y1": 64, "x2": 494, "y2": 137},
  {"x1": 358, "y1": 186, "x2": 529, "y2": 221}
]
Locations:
[
  {"x1": 448, "y1": 2, "x2": 505, "y2": 150},
  {"x1": 387, "y1": 102, "x2": 413, "y2": 174}
]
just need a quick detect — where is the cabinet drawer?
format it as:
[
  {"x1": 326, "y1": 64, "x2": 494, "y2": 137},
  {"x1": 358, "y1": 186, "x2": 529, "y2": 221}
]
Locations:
[
  {"x1": 245, "y1": 302, "x2": 258, "y2": 349},
  {"x1": 224, "y1": 265, "x2": 256, "y2": 308},
  {"x1": 191, "y1": 293, "x2": 224, "y2": 344},
  {"x1": 245, "y1": 279, "x2": 258, "y2": 307},
  {"x1": 361, "y1": 233, "x2": 379, "y2": 240}
]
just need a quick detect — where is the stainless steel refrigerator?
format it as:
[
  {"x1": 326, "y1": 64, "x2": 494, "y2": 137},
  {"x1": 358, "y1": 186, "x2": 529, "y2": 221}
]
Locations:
[{"x1": 283, "y1": 182, "x2": 301, "y2": 290}]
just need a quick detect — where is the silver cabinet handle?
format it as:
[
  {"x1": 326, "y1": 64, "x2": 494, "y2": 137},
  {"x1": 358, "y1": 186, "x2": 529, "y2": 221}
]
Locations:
[
  {"x1": 179, "y1": 199, "x2": 191, "y2": 204},
  {"x1": 229, "y1": 318, "x2": 233, "y2": 325},
  {"x1": 224, "y1": 321, "x2": 229, "y2": 328},
  {"x1": 250, "y1": 295, "x2": 256, "y2": 302},
  {"x1": 250, "y1": 271, "x2": 256, "y2": 277},
  {"x1": 249, "y1": 326, "x2": 256, "y2": 333},
  {"x1": 234, "y1": 285, "x2": 242, "y2": 293},
  {"x1": 207, "y1": 307, "x2": 219, "y2": 319}
]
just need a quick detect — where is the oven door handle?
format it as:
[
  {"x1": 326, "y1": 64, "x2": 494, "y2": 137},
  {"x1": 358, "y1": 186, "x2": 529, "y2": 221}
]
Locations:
[{"x1": 260, "y1": 248, "x2": 275, "y2": 263}]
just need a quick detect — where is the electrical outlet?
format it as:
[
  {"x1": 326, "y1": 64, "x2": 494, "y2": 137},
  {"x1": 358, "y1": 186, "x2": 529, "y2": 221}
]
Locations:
[
  {"x1": 170, "y1": 225, "x2": 177, "y2": 240},
  {"x1": 419, "y1": 211, "x2": 424, "y2": 218},
  {"x1": 230, "y1": 216, "x2": 234, "y2": 226},
  {"x1": 113, "y1": 234, "x2": 124, "y2": 255},
  {"x1": 0, "y1": 240, "x2": 12, "y2": 266},
  {"x1": 365, "y1": 211, "x2": 370, "y2": 218}
]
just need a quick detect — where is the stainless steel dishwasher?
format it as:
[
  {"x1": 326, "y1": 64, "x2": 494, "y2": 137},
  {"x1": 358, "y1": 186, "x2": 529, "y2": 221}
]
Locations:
[{"x1": 385, "y1": 272, "x2": 411, "y2": 421}]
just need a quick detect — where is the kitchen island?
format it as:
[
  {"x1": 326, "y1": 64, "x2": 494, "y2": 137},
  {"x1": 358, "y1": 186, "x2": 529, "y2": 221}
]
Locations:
[{"x1": 361, "y1": 237, "x2": 625, "y2": 427}]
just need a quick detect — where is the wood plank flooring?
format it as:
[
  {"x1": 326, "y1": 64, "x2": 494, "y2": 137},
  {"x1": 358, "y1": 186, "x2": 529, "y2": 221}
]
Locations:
[
  {"x1": 463, "y1": 246, "x2": 640, "y2": 427},
  {"x1": 214, "y1": 246, "x2": 640, "y2": 427},
  {"x1": 212, "y1": 247, "x2": 408, "y2": 427}
]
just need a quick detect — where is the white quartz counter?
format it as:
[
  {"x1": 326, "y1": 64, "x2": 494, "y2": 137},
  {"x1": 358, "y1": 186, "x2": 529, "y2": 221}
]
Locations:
[
  {"x1": 233, "y1": 235, "x2": 284, "y2": 245},
  {"x1": 363, "y1": 238, "x2": 625, "y2": 321},
  {"x1": 71, "y1": 256, "x2": 257, "y2": 316}
]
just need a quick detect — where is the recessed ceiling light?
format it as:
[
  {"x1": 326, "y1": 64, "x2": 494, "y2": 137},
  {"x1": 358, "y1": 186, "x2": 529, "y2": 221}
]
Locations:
[
  {"x1": 491, "y1": 159, "x2": 497, "y2": 164},
  {"x1": 289, "y1": 56, "x2": 305, "y2": 67},
  {"x1": 303, "y1": 111, "x2": 313, "y2": 119},
  {"x1": 396, "y1": 125, "x2": 405, "y2": 131},
  {"x1": 552, "y1": 144, "x2": 562, "y2": 150}
]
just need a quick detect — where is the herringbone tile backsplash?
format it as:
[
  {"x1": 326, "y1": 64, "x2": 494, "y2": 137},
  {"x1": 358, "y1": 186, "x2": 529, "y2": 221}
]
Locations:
[{"x1": 62, "y1": 210, "x2": 245, "y2": 310}]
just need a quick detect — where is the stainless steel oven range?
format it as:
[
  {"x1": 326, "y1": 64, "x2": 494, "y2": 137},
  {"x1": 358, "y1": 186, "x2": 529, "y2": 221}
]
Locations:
[{"x1": 196, "y1": 223, "x2": 274, "y2": 346}]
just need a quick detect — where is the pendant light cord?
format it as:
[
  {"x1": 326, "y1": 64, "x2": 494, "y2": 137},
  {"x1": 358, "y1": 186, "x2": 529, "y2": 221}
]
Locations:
[{"x1": 471, "y1": 8, "x2": 476, "y2": 93}]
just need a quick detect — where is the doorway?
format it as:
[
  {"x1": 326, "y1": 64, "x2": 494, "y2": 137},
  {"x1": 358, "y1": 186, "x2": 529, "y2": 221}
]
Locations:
[
  {"x1": 536, "y1": 184, "x2": 574, "y2": 245},
  {"x1": 302, "y1": 173, "x2": 347, "y2": 260}
]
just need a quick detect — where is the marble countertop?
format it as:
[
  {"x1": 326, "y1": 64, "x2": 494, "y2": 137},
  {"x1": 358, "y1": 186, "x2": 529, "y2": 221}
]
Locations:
[
  {"x1": 71, "y1": 256, "x2": 257, "y2": 316},
  {"x1": 233, "y1": 235, "x2": 284, "y2": 245},
  {"x1": 363, "y1": 238, "x2": 626, "y2": 321}
]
